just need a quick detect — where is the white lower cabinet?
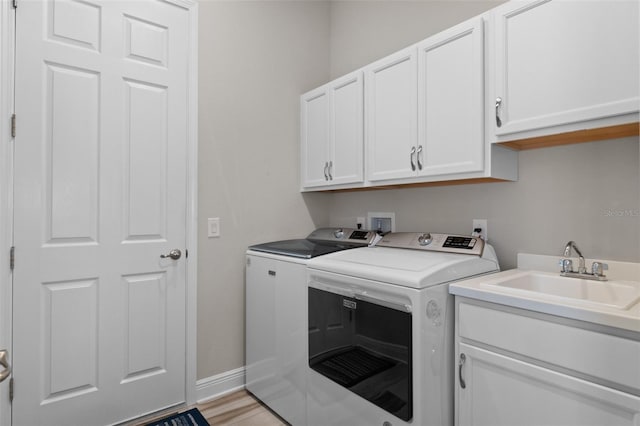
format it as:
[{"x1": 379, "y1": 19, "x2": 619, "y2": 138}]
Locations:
[
  {"x1": 246, "y1": 253, "x2": 307, "y2": 425},
  {"x1": 455, "y1": 299, "x2": 640, "y2": 426}
]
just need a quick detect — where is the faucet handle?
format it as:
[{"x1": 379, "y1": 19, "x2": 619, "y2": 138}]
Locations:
[
  {"x1": 559, "y1": 258, "x2": 573, "y2": 273},
  {"x1": 591, "y1": 262, "x2": 608, "y2": 277}
]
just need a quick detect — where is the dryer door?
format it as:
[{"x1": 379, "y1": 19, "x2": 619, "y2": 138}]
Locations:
[{"x1": 308, "y1": 286, "x2": 413, "y2": 421}]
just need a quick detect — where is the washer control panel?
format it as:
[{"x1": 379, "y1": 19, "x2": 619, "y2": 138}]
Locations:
[
  {"x1": 307, "y1": 228, "x2": 378, "y2": 245},
  {"x1": 377, "y1": 232, "x2": 484, "y2": 255}
]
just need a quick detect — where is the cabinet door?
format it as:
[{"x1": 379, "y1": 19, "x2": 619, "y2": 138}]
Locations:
[
  {"x1": 492, "y1": 0, "x2": 640, "y2": 137},
  {"x1": 301, "y1": 88, "x2": 329, "y2": 188},
  {"x1": 329, "y1": 72, "x2": 364, "y2": 185},
  {"x1": 366, "y1": 46, "x2": 418, "y2": 182},
  {"x1": 418, "y1": 18, "x2": 484, "y2": 177},
  {"x1": 456, "y1": 343, "x2": 640, "y2": 426}
]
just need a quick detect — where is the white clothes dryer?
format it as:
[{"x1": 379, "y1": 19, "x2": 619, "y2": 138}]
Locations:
[
  {"x1": 306, "y1": 232, "x2": 500, "y2": 426},
  {"x1": 245, "y1": 228, "x2": 377, "y2": 425}
]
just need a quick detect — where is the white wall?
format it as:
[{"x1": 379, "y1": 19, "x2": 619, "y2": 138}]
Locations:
[
  {"x1": 329, "y1": 0, "x2": 506, "y2": 78},
  {"x1": 197, "y1": 1, "x2": 331, "y2": 379},
  {"x1": 329, "y1": 138, "x2": 640, "y2": 269}
]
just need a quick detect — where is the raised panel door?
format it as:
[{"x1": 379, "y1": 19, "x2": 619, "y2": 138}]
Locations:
[
  {"x1": 12, "y1": 1, "x2": 190, "y2": 424},
  {"x1": 492, "y1": 0, "x2": 640, "y2": 138},
  {"x1": 418, "y1": 18, "x2": 484, "y2": 177},
  {"x1": 365, "y1": 46, "x2": 418, "y2": 182},
  {"x1": 457, "y1": 343, "x2": 640, "y2": 426},
  {"x1": 301, "y1": 88, "x2": 329, "y2": 188},
  {"x1": 329, "y1": 72, "x2": 364, "y2": 186}
]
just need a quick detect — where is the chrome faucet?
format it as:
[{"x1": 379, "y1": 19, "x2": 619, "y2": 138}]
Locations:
[
  {"x1": 563, "y1": 241, "x2": 586, "y2": 274},
  {"x1": 559, "y1": 241, "x2": 608, "y2": 281}
]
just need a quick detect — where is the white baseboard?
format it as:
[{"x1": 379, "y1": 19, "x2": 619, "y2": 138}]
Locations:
[{"x1": 196, "y1": 366, "x2": 246, "y2": 404}]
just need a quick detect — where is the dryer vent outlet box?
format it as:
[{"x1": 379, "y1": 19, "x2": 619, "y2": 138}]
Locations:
[{"x1": 368, "y1": 212, "x2": 395, "y2": 233}]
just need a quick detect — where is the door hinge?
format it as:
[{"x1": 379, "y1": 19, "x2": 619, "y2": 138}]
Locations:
[
  {"x1": 9, "y1": 247, "x2": 14, "y2": 271},
  {"x1": 9, "y1": 378, "x2": 13, "y2": 402},
  {"x1": 10, "y1": 114, "x2": 16, "y2": 138}
]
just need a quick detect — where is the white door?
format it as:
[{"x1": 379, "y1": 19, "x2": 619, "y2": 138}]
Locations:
[
  {"x1": 329, "y1": 72, "x2": 363, "y2": 186},
  {"x1": 300, "y1": 88, "x2": 329, "y2": 188},
  {"x1": 457, "y1": 343, "x2": 640, "y2": 426},
  {"x1": 12, "y1": 1, "x2": 190, "y2": 424},
  {"x1": 417, "y1": 18, "x2": 484, "y2": 177},
  {"x1": 492, "y1": 0, "x2": 640, "y2": 137},
  {"x1": 365, "y1": 46, "x2": 418, "y2": 182}
]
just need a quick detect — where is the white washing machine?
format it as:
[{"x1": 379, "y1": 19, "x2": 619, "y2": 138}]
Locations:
[
  {"x1": 306, "y1": 232, "x2": 500, "y2": 426},
  {"x1": 245, "y1": 228, "x2": 378, "y2": 425}
]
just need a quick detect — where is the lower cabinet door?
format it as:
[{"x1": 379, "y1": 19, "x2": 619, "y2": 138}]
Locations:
[{"x1": 456, "y1": 343, "x2": 640, "y2": 426}]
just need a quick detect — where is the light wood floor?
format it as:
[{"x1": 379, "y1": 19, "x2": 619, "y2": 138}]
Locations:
[
  {"x1": 134, "y1": 390, "x2": 287, "y2": 426},
  {"x1": 198, "y1": 390, "x2": 287, "y2": 425}
]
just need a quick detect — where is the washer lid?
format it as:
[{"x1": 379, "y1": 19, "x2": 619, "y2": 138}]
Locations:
[{"x1": 307, "y1": 245, "x2": 500, "y2": 289}]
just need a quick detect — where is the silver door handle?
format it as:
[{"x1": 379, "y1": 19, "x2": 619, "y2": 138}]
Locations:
[
  {"x1": 160, "y1": 249, "x2": 182, "y2": 260},
  {"x1": 328, "y1": 161, "x2": 333, "y2": 180},
  {"x1": 459, "y1": 353, "x2": 466, "y2": 389},
  {"x1": 416, "y1": 145, "x2": 423, "y2": 170},
  {"x1": 410, "y1": 146, "x2": 416, "y2": 171},
  {"x1": 0, "y1": 350, "x2": 11, "y2": 383},
  {"x1": 495, "y1": 97, "x2": 502, "y2": 128},
  {"x1": 323, "y1": 162, "x2": 329, "y2": 180}
]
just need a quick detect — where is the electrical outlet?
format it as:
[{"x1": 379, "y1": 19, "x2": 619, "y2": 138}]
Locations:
[
  {"x1": 356, "y1": 217, "x2": 366, "y2": 229},
  {"x1": 472, "y1": 219, "x2": 487, "y2": 241}
]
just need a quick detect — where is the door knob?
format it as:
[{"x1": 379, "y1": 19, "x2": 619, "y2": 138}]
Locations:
[
  {"x1": 0, "y1": 350, "x2": 11, "y2": 383},
  {"x1": 160, "y1": 249, "x2": 182, "y2": 260}
]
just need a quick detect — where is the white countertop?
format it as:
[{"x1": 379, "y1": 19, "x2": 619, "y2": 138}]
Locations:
[{"x1": 449, "y1": 254, "x2": 640, "y2": 333}]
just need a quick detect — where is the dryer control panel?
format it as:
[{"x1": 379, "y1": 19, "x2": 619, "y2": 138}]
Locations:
[{"x1": 376, "y1": 232, "x2": 484, "y2": 255}]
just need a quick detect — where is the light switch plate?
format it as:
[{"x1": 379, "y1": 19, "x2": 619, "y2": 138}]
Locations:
[{"x1": 208, "y1": 217, "x2": 220, "y2": 238}]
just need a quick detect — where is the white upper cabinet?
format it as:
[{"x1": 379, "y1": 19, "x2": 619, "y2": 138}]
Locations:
[
  {"x1": 365, "y1": 46, "x2": 418, "y2": 182},
  {"x1": 301, "y1": 88, "x2": 329, "y2": 188},
  {"x1": 301, "y1": 72, "x2": 364, "y2": 189},
  {"x1": 417, "y1": 18, "x2": 484, "y2": 177},
  {"x1": 330, "y1": 73, "x2": 364, "y2": 186},
  {"x1": 490, "y1": 0, "x2": 640, "y2": 142}
]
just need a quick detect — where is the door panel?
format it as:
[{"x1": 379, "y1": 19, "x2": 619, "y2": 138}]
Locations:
[
  {"x1": 13, "y1": 1, "x2": 190, "y2": 424},
  {"x1": 330, "y1": 72, "x2": 363, "y2": 185},
  {"x1": 301, "y1": 89, "x2": 329, "y2": 187},
  {"x1": 418, "y1": 18, "x2": 484, "y2": 176},
  {"x1": 365, "y1": 47, "x2": 418, "y2": 182},
  {"x1": 493, "y1": 0, "x2": 640, "y2": 136}
]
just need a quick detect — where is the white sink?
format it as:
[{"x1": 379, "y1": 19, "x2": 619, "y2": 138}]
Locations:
[{"x1": 484, "y1": 272, "x2": 640, "y2": 310}]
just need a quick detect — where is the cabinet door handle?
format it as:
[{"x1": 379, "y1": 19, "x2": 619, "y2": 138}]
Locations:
[
  {"x1": 495, "y1": 97, "x2": 503, "y2": 128},
  {"x1": 410, "y1": 147, "x2": 416, "y2": 171},
  {"x1": 459, "y1": 353, "x2": 466, "y2": 389},
  {"x1": 323, "y1": 162, "x2": 329, "y2": 181},
  {"x1": 328, "y1": 160, "x2": 333, "y2": 180},
  {"x1": 416, "y1": 145, "x2": 423, "y2": 170}
]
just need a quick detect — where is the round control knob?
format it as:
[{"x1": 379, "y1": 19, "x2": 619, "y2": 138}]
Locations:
[
  {"x1": 418, "y1": 233, "x2": 432, "y2": 246},
  {"x1": 334, "y1": 228, "x2": 344, "y2": 239}
]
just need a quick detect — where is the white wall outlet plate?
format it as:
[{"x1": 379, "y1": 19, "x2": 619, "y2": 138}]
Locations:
[
  {"x1": 368, "y1": 212, "x2": 396, "y2": 233},
  {"x1": 472, "y1": 219, "x2": 487, "y2": 241},
  {"x1": 208, "y1": 217, "x2": 220, "y2": 238}
]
